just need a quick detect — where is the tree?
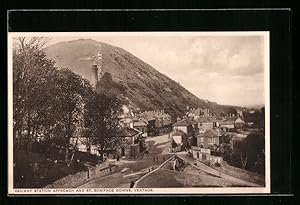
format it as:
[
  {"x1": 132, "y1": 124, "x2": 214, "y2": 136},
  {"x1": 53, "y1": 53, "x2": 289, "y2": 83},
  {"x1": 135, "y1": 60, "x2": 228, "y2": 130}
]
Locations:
[
  {"x1": 13, "y1": 37, "x2": 94, "y2": 163},
  {"x1": 13, "y1": 37, "x2": 57, "y2": 149},
  {"x1": 52, "y1": 68, "x2": 93, "y2": 162},
  {"x1": 240, "y1": 151, "x2": 248, "y2": 170},
  {"x1": 240, "y1": 133, "x2": 265, "y2": 171},
  {"x1": 84, "y1": 93, "x2": 121, "y2": 161},
  {"x1": 221, "y1": 143, "x2": 233, "y2": 162}
]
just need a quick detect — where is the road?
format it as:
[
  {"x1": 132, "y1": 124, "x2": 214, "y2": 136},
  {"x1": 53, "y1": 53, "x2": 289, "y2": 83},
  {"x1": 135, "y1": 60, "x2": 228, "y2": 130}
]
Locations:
[
  {"x1": 77, "y1": 132, "x2": 260, "y2": 188},
  {"x1": 77, "y1": 133, "x2": 172, "y2": 188}
]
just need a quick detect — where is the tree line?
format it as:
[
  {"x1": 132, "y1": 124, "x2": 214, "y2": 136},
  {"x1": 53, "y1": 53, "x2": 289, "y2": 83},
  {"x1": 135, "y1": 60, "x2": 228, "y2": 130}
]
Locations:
[
  {"x1": 221, "y1": 133, "x2": 265, "y2": 175},
  {"x1": 13, "y1": 37, "x2": 121, "y2": 163}
]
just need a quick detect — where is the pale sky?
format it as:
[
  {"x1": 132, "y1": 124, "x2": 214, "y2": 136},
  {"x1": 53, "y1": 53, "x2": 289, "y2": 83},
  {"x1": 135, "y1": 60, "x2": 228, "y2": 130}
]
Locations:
[{"x1": 46, "y1": 33, "x2": 266, "y2": 107}]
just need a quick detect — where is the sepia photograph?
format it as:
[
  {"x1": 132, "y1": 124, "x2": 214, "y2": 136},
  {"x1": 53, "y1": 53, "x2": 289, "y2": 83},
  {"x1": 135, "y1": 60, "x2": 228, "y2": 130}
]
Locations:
[{"x1": 7, "y1": 32, "x2": 270, "y2": 194}]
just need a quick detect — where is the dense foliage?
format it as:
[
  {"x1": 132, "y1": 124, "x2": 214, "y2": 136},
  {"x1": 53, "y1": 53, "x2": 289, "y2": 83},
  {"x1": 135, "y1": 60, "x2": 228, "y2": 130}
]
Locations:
[
  {"x1": 13, "y1": 38, "x2": 94, "y2": 158},
  {"x1": 223, "y1": 133, "x2": 265, "y2": 175},
  {"x1": 84, "y1": 93, "x2": 122, "y2": 160},
  {"x1": 13, "y1": 37, "x2": 122, "y2": 187}
]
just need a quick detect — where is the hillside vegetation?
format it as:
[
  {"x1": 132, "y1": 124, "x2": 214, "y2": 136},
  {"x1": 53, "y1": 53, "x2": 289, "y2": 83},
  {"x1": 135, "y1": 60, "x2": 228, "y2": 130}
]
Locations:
[{"x1": 44, "y1": 39, "x2": 238, "y2": 118}]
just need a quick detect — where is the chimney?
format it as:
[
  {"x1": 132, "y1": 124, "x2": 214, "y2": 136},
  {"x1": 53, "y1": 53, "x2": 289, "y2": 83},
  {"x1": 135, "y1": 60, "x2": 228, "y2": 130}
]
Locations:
[{"x1": 92, "y1": 64, "x2": 98, "y2": 88}]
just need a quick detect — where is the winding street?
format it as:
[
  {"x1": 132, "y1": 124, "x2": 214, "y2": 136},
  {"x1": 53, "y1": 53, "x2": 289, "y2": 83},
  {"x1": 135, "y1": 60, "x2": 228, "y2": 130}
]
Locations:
[
  {"x1": 77, "y1": 133, "x2": 172, "y2": 188},
  {"x1": 76, "y1": 133, "x2": 260, "y2": 188}
]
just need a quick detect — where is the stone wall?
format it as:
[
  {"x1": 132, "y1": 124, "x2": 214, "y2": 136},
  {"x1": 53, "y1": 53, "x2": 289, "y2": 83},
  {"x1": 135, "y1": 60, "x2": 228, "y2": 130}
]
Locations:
[
  {"x1": 44, "y1": 170, "x2": 89, "y2": 188},
  {"x1": 44, "y1": 163, "x2": 119, "y2": 188}
]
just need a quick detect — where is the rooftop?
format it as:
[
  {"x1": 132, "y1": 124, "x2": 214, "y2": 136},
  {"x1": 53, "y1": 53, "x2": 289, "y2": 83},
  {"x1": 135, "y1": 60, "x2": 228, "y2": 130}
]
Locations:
[
  {"x1": 197, "y1": 117, "x2": 213, "y2": 123},
  {"x1": 173, "y1": 120, "x2": 191, "y2": 127},
  {"x1": 198, "y1": 129, "x2": 222, "y2": 138},
  {"x1": 133, "y1": 120, "x2": 148, "y2": 127},
  {"x1": 172, "y1": 130, "x2": 187, "y2": 137},
  {"x1": 116, "y1": 127, "x2": 140, "y2": 137},
  {"x1": 219, "y1": 121, "x2": 235, "y2": 125}
]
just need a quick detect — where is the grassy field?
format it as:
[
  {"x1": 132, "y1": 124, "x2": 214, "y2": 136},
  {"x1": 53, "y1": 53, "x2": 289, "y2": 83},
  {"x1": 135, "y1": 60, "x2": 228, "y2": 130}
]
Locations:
[{"x1": 136, "y1": 164, "x2": 246, "y2": 188}]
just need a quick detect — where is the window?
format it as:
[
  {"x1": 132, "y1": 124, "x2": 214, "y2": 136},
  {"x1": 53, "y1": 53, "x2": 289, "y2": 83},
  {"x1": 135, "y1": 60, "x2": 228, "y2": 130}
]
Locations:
[{"x1": 200, "y1": 137, "x2": 204, "y2": 143}]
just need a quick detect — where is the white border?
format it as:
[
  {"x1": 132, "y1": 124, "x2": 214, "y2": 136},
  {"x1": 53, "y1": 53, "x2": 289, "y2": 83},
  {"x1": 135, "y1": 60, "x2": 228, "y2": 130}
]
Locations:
[{"x1": 7, "y1": 32, "x2": 270, "y2": 195}]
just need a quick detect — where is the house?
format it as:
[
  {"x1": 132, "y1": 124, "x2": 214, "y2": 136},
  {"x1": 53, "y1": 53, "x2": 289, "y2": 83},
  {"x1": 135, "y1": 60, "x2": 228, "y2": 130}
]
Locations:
[
  {"x1": 118, "y1": 105, "x2": 135, "y2": 128},
  {"x1": 139, "y1": 115, "x2": 155, "y2": 137},
  {"x1": 173, "y1": 120, "x2": 194, "y2": 144},
  {"x1": 174, "y1": 118, "x2": 203, "y2": 146},
  {"x1": 196, "y1": 129, "x2": 222, "y2": 149},
  {"x1": 198, "y1": 127, "x2": 206, "y2": 134},
  {"x1": 191, "y1": 129, "x2": 224, "y2": 165},
  {"x1": 139, "y1": 110, "x2": 172, "y2": 128},
  {"x1": 184, "y1": 117, "x2": 199, "y2": 134},
  {"x1": 171, "y1": 130, "x2": 188, "y2": 152},
  {"x1": 219, "y1": 120, "x2": 235, "y2": 131},
  {"x1": 137, "y1": 110, "x2": 172, "y2": 135},
  {"x1": 197, "y1": 117, "x2": 214, "y2": 131},
  {"x1": 191, "y1": 146, "x2": 222, "y2": 165},
  {"x1": 116, "y1": 127, "x2": 143, "y2": 159},
  {"x1": 133, "y1": 119, "x2": 148, "y2": 138},
  {"x1": 173, "y1": 120, "x2": 194, "y2": 136},
  {"x1": 218, "y1": 116, "x2": 245, "y2": 131},
  {"x1": 185, "y1": 108, "x2": 210, "y2": 120}
]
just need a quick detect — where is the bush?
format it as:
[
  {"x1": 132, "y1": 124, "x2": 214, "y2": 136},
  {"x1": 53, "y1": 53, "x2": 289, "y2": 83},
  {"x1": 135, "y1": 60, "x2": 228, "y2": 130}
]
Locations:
[{"x1": 14, "y1": 151, "x2": 87, "y2": 188}]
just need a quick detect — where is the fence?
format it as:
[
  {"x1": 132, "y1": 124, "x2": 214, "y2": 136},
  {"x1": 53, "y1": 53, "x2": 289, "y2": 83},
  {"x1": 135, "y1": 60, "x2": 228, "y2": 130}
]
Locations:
[{"x1": 44, "y1": 163, "x2": 119, "y2": 188}]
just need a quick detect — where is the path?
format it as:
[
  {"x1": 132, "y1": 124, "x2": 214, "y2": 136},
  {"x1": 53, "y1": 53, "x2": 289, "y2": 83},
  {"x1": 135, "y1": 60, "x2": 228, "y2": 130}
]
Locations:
[{"x1": 77, "y1": 133, "x2": 172, "y2": 188}]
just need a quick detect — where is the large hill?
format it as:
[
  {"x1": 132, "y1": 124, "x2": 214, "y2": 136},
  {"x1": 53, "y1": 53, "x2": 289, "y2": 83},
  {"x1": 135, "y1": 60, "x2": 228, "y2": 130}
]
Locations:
[{"x1": 44, "y1": 39, "x2": 237, "y2": 118}]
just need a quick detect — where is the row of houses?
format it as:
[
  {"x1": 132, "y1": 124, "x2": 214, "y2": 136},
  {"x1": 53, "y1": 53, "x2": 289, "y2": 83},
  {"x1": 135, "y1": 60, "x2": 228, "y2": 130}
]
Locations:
[
  {"x1": 185, "y1": 107, "x2": 263, "y2": 127},
  {"x1": 119, "y1": 109, "x2": 173, "y2": 137},
  {"x1": 185, "y1": 108, "x2": 210, "y2": 120},
  {"x1": 185, "y1": 107, "x2": 246, "y2": 121},
  {"x1": 172, "y1": 116, "x2": 245, "y2": 142},
  {"x1": 170, "y1": 115, "x2": 247, "y2": 164},
  {"x1": 136, "y1": 110, "x2": 172, "y2": 136}
]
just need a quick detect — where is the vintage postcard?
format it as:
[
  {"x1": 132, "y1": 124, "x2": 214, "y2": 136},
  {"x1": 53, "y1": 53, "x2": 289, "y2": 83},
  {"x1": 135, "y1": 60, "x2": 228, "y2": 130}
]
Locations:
[{"x1": 8, "y1": 32, "x2": 270, "y2": 195}]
